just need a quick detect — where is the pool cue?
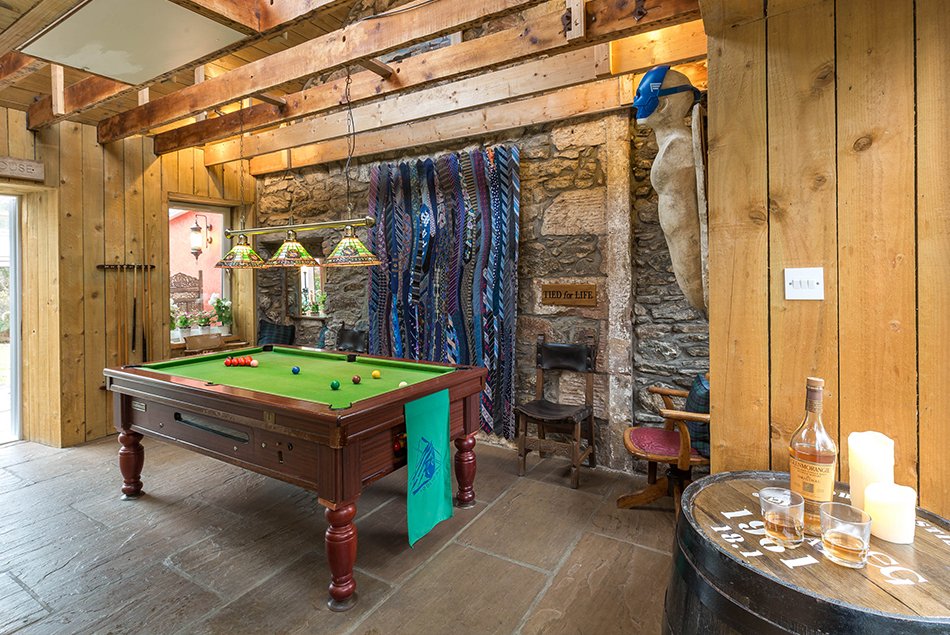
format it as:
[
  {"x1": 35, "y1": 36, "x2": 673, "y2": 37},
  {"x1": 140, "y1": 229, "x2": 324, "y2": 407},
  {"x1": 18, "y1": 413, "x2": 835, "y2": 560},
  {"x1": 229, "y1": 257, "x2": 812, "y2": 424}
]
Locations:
[{"x1": 131, "y1": 260, "x2": 137, "y2": 354}]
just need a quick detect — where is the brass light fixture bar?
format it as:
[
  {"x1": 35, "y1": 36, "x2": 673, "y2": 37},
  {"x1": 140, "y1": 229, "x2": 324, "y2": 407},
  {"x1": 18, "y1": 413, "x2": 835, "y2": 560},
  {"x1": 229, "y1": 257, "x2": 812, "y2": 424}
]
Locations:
[{"x1": 224, "y1": 216, "x2": 376, "y2": 239}]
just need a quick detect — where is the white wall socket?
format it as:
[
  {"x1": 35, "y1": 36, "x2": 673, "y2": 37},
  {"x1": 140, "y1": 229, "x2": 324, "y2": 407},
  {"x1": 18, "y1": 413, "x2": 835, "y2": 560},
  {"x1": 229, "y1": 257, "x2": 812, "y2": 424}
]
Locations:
[{"x1": 784, "y1": 267, "x2": 824, "y2": 300}]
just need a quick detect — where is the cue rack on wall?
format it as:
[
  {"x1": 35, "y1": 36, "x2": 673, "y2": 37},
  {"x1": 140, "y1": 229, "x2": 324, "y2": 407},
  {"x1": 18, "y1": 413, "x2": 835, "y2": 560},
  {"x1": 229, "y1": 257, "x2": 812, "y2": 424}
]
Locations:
[{"x1": 96, "y1": 262, "x2": 155, "y2": 366}]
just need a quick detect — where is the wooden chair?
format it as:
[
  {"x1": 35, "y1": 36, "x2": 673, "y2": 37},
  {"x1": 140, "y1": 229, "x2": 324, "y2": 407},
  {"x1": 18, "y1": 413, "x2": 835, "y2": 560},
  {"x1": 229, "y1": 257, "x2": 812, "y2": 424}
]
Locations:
[
  {"x1": 182, "y1": 333, "x2": 224, "y2": 356},
  {"x1": 617, "y1": 384, "x2": 710, "y2": 516},
  {"x1": 336, "y1": 322, "x2": 368, "y2": 353},
  {"x1": 516, "y1": 334, "x2": 596, "y2": 489}
]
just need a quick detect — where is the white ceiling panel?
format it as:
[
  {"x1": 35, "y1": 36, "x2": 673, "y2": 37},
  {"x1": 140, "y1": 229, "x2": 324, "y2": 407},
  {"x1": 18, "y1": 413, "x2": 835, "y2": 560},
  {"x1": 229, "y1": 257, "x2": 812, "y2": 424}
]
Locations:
[{"x1": 21, "y1": 0, "x2": 245, "y2": 85}]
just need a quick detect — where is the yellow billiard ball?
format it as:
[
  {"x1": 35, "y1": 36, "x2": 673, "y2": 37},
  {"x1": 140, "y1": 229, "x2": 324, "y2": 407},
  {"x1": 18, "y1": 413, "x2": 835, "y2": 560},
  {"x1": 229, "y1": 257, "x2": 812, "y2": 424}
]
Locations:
[{"x1": 372, "y1": 370, "x2": 381, "y2": 379}]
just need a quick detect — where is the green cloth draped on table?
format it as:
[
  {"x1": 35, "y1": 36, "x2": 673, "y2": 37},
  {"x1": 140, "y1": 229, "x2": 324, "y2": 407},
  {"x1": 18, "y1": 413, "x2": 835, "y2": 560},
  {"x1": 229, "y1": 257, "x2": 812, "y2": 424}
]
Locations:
[{"x1": 405, "y1": 389, "x2": 453, "y2": 546}]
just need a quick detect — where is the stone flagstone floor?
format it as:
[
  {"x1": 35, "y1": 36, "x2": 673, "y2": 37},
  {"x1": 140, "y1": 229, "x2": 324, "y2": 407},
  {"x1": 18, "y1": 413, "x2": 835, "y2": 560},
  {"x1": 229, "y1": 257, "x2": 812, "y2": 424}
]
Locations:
[{"x1": 0, "y1": 436, "x2": 675, "y2": 635}]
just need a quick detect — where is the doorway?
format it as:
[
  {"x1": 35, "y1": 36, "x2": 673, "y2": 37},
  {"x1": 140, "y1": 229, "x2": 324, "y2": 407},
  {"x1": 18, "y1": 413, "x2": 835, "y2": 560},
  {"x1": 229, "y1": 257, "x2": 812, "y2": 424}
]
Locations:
[{"x1": 0, "y1": 195, "x2": 20, "y2": 443}]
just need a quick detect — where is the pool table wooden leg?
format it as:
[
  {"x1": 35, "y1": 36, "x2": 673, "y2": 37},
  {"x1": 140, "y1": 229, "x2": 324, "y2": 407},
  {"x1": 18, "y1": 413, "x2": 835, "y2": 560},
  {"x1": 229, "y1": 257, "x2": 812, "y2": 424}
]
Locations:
[
  {"x1": 454, "y1": 434, "x2": 477, "y2": 509},
  {"x1": 325, "y1": 503, "x2": 358, "y2": 611},
  {"x1": 118, "y1": 429, "x2": 144, "y2": 500}
]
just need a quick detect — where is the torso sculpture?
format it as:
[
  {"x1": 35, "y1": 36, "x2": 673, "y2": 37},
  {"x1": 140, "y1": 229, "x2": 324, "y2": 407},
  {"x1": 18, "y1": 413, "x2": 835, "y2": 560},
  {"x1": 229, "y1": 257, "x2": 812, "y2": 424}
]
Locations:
[{"x1": 635, "y1": 67, "x2": 707, "y2": 315}]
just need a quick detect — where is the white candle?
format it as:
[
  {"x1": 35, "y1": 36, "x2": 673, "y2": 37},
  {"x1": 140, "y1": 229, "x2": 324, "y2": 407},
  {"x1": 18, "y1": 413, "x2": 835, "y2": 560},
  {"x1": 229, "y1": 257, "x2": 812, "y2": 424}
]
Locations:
[
  {"x1": 848, "y1": 431, "x2": 894, "y2": 510},
  {"x1": 865, "y1": 482, "x2": 917, "y2": 544}
]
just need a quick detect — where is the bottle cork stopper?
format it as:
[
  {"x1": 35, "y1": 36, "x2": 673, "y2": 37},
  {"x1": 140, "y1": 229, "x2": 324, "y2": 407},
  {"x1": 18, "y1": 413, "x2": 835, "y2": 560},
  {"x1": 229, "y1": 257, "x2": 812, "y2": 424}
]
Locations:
[{"x1": 806, "y1": 377, "x2": 824, "y2": 388}]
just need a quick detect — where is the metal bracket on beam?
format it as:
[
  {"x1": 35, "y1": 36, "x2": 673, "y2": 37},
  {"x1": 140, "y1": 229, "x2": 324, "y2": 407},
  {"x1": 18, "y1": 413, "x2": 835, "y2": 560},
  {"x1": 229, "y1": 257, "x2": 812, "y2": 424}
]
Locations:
[
  {"x1": 357, "y1": 58, "x2": 395, "y2": 79},
  {"x1": 633, "y1": 0, "x2": 647, "y2": 21},
  {"x1": 563, "y1": 0, "x2": 585, "y2": 40}
]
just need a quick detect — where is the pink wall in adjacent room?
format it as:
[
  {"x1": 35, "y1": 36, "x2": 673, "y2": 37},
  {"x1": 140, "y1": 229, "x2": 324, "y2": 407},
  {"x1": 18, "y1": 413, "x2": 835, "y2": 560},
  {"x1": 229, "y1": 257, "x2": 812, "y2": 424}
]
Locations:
[{"x1": 169, "y1": 211, "x2": 225, "y2": 312}]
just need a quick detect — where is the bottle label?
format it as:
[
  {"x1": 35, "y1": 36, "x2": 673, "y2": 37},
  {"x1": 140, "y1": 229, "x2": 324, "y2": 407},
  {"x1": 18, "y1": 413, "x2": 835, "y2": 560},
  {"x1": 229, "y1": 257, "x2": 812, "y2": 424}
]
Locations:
[{"x1": 788, "y1": 453, "x2": 836, "y2": 502}]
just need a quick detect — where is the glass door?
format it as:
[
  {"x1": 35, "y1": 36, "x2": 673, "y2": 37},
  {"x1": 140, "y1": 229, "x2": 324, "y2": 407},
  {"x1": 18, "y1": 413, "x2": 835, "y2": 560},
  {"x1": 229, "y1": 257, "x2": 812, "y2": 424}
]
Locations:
[{"x1": 0, "y1": 195, "x2": 19, "y2": 443}]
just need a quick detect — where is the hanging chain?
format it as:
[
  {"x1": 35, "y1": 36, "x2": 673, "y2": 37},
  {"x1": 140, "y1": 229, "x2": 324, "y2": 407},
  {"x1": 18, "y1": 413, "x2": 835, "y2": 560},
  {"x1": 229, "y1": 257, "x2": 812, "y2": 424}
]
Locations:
[
  {"x1": 239, "y1": 102, "x2": 246, "y2": 227},
  {"x1": 344, "y1": 70, "x2": 356, "y2": 219}
]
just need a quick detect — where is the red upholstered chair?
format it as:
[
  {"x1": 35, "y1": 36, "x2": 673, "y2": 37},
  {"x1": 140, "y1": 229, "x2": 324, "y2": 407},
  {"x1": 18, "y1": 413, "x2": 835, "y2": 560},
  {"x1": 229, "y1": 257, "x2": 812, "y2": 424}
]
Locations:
[
  {"x1": 617, "y1": 384, "x2": 710, "y2": 516},
  {"x1": 516, "y1": 334, "x2": 597, "y2": 489}
]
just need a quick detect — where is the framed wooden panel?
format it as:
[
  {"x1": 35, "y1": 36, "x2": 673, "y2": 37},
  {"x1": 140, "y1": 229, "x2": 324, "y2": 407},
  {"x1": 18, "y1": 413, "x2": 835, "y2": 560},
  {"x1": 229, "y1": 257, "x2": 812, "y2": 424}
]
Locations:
[
  {"x1": 766, "y1": 0, "x2": 838, "y2": 473},
  {"x1": 707, "y1": 19, "x2": 770, "y2": 472},
  {"x1": 836, "y1": 0, "x2": 916, "y2": 487}
]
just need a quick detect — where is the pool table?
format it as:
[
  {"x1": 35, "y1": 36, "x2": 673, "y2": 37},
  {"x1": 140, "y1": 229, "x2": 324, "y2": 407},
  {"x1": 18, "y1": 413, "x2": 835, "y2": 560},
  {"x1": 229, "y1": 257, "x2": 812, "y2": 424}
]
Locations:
[{"x1": 103, "y1": 345, "x2": 487, "y2": 611}]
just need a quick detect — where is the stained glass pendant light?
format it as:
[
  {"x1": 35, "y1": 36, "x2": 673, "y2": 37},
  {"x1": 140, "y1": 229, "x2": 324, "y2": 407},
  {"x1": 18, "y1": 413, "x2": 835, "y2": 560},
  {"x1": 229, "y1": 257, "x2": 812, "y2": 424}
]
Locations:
[
  {"x1": 323, "y1": 71, "x2": 380, "y2": 267},
  {"x1": 323, "y1": 223, "x2": 382, "y2": 266},
  {"x1": 266, "y1": 226, "x2": 319, "y2": 267},
  {"x1": 215, "y1": 233, "x2": 266, "y2": 268}
]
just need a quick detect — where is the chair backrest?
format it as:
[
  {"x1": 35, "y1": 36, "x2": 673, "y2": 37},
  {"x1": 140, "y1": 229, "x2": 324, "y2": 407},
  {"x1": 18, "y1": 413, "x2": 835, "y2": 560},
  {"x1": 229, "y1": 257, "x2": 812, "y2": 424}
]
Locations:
[
  {"x1": 336, "y1": 322, "x2": 368, "y2": 353},
  {"x1": 258, "y1": 319, "x2": 296, "y2": 345},
  {"x1": 170, "y1": 270, "x2": 203, "y2": 313},
  {"x1": 184, "y1": 333, "x2": 223, "y2": 353},
  {"x1": 535, "y1": 334, "x2": 596, "y2": 404}
]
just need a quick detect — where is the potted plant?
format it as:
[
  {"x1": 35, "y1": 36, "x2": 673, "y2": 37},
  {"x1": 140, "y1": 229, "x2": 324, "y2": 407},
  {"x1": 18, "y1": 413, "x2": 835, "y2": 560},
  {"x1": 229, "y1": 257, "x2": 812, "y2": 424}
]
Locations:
[
  {"x1": 195, "y1": 309, "x2": 213, "y2": 334},
  {"x1": 210, "y1": 293, "x2": 233, "y2": 335},
  {"x1": 315, "y1": 291, "x2": 327, "y2": 316},
  {"x1": 176, "y1": 312, "x2": 194, "y2": 337},
  {"x1": 170, "y1": 300, "x2": 182, "y2": 342}
]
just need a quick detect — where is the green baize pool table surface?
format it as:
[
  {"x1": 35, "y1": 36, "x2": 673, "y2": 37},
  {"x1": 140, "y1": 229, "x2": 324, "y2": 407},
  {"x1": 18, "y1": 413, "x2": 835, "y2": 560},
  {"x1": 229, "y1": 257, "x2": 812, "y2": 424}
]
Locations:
[{"x1": 142, "y1": 347, "x2": 456, "y2": 409}]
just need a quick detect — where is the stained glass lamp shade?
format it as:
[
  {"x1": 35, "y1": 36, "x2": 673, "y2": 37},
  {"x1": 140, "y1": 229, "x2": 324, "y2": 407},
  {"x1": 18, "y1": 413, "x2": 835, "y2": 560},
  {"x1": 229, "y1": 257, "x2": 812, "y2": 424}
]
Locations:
[
  {"x1": 323, "y1": 226, "x2": 381, "y2": 267},
  {"x1": 215, "y1": 234, "x2": 266, "y2": 269},
  {"x1": 266, "y1": 230, "x2": 319, "y2": 267}
]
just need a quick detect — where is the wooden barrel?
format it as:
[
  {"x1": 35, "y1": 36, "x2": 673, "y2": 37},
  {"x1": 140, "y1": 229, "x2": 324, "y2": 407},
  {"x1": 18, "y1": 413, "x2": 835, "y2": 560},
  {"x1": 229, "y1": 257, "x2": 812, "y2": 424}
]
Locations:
[{"x1": 663, "y1": 471, "x2": 950, "y2": 635}]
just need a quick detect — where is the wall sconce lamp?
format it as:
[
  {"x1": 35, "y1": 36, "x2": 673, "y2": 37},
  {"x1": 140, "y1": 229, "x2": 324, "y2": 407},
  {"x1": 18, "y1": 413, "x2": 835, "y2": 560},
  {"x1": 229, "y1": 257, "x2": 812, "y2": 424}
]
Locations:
[{"x1": 189, "y1": 214, "x2": 213, "y2": 261}]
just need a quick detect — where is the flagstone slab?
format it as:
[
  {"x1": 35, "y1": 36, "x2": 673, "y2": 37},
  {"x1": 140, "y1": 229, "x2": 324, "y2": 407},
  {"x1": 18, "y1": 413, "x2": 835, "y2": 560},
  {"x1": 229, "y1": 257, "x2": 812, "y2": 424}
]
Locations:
[
  {"x1": 354, "y1": 543, "x2": 545, "y2": 635},
  {"x1": 0, "y1": 572, "x2": 47, "y2": 635},
  {"x1": 588, "y1": 474, "x2": 677, "y2": 553},
  {"x1": 457, "y1": 478, "x2": 601, "y2": 570},
  {"x1": 525, "y1": 456, "x2": 618, "y2": 497},
  {"x1": 521, "y1": 531, "x2": 669, "y2": 635}
]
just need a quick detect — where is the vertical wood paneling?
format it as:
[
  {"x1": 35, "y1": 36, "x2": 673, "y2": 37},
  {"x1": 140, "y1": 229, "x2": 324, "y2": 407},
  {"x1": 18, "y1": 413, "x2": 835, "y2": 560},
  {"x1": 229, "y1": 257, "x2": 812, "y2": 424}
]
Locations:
[
  {"x1": 194, "y1": 148, "x2": 209, "y2": 197},
  {"x1": 707, "y1": 19, "x2": 770, "y2": 473},
  {"x1": 143, "y1": 139, "x2": 163, "y2": 363},
  {"x1": 82, "y1": 124, "x2": 107, "y2": 440},
  {"x1": 178, "y1": 147, "x2": 195, "y2": 194},
  {"x1": 20, "y1": 192, "x2": 39, "y2": 442},
  {"x1": 123, "y1": 137, "x2": 144, "y2": 366},
  {"x1": 0, "y1": 109, "x2": 8, "y2": 156},
  {"x1": 916, "y1": 0, "x2": 950, "y2": 517},
  {"x1": 103, "y1": 140, "x2": 124, "y2": 376},
  {"x1": 836, "y1": 0, "x2": 916, "y2": 486},
  {"x1": 208, "y1": 164, "x2": 224, "y2": 199},
  {"x1": 58, "y1": 122, "x2": 85, "y2": 446},
  {"x1": 766, "y1": 0, "x2": 838, "y2": 472}
]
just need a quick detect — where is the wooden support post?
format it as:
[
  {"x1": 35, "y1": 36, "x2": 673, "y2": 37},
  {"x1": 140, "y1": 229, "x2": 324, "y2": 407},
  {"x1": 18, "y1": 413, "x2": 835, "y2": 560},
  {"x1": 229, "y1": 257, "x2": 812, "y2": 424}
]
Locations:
[
  {"x1": 567, "y1": 0, "x2": 586, "y2": 40},
  {"x1": 449, "y1": 32, "x2": 462, "y2": 45},
  {"x1": 195, "y1": 66, "x2": 207, "y2": 122},
  {"x1": 356, "y1": 58, "x2": 394, "y2": 79},
  {"x1": 594, "y1": 43, "x2": 611, "y2": 76},
  {"x1": 51, "y1": 64, "x2": 65, "y2": 116},
  {"x1": 137, "y1": 88, "x2": 149, "y2": 106}
]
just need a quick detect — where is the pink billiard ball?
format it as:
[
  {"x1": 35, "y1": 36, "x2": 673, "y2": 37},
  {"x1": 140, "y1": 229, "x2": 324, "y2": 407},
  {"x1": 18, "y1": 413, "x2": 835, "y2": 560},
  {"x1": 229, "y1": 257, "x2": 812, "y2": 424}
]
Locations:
[
  {"x1": 250, "y1": 360, "x2": 259, "y2": 367},
  {"x1": 352, "y1": 375, "x2": 361, "y2": 384}
]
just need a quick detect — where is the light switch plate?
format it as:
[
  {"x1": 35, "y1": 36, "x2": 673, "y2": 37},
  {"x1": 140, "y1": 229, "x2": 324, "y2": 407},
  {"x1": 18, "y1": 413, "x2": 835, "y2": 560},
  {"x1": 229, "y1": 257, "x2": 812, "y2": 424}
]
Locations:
[{"x1": 784, "y1": 267, "x2": 824, "y2": 300}]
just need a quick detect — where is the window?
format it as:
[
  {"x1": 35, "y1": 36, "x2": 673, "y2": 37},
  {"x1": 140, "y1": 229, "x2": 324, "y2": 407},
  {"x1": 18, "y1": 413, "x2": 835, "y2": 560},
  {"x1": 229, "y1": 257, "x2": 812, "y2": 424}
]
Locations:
[
  {"x1": 168, "y1": 205, "x2": 228, "y2": 333},
  {"x1": 296, "y1": 262, "x2": 325, "y2": 317}
]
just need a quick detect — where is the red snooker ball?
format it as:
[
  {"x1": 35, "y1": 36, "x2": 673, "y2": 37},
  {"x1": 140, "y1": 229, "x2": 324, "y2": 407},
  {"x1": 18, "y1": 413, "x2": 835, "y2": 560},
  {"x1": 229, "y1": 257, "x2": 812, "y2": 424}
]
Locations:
[
  {"x1": 224, "y1": 358, "x2": 231, "y2": 367},
  {"x1": 352, "y1": 375, "x2": 361, "y2": 384}
]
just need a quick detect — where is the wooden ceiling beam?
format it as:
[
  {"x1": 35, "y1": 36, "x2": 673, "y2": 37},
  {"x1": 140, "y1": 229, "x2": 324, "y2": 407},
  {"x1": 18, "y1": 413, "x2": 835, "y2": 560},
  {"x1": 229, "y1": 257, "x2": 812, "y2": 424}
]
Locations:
[
  {"x1": 357, "y1": 58, "x2": 394, "y2": 79},
  {"x1": 258, "y1": 0, "x2": 353, "y2": 33},
  {"x1": 154, "y1": 1, "x2": 702, "y2": 154},
  {"x1": 28, "y1": 74, "x2": 132, "y2": 129},
  {"x1": 0, "y1": 0, "x2": 82, "y2": 57},
  {"x1": 0, "y1": 52, "x2": 47, "y2": 90},
  {"x1": 248, "y1": 76, "x2": 633, "y2": 174},
  {"x1": 97, "y1": 0, "x2": 553, "y2": 145},
  {"x1": 166, "y1": 0, "x2": 261, "y2": 34},
  {"x1": 204, "y1": 39, "x2": 707, "y2": 165}
]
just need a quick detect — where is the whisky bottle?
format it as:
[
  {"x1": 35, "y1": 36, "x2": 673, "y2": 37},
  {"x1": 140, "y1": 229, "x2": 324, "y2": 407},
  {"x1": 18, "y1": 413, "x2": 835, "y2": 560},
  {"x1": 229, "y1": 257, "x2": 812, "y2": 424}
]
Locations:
[{"x1": 788, "y1": 377, "x2": 837, "y2": 536}]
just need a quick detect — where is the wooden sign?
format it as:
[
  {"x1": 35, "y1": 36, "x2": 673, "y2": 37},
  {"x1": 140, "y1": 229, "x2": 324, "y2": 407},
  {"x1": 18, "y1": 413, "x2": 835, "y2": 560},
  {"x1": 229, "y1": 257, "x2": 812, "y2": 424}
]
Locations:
[
  {"x1": 0, "y1": 156, "x2": 44, "y2": 182},
  {"x1": 541, "y1": 284, "x2": 597, "y2": 306}
]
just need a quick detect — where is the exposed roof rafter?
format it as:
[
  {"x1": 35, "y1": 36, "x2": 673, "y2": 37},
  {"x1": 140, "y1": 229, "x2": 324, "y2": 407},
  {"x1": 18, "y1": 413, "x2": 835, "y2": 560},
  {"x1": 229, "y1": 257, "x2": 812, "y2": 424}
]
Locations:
[
  {"x1": 97, "y1": 0, "x2": 555, "y2": 145},
  {"x1": 154, "y1": 0, "x2": 703, "y2": 155}
]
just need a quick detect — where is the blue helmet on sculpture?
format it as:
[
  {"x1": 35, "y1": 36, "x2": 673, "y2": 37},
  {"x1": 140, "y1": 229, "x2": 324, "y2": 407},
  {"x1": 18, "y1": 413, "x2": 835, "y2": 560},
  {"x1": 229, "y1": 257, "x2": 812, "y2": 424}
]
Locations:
[{"x1": 633, "y1": 65, "x2": 701, "y2": 119}]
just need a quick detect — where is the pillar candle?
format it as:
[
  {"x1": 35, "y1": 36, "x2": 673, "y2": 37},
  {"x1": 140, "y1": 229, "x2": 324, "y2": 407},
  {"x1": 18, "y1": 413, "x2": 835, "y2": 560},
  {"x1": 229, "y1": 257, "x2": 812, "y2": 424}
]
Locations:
[
  {"x1": 848, "y1": 431, "x2": 894, "y2": 510},
  {"x1": 865, "y1": 482, "x2": 917, "y2": 544}
]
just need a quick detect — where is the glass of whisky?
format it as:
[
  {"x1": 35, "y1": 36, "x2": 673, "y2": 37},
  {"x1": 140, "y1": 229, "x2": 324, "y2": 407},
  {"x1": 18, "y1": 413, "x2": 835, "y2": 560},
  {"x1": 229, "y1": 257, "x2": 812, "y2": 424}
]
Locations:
[
  {"x1": 819, "y1": 502, "x2": 872, "y2": 568},
  {"x1": 759, "y1": 487, "x2": 805, "y2": 548}
]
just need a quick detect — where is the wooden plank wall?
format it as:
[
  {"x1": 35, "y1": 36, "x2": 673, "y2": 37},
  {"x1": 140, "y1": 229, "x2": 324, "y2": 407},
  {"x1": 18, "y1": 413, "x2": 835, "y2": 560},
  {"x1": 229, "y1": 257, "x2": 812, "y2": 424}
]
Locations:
[
  {"x1": 0, "y1": 107, "x2": 256, "y2": 447},
  {"x1": 706, "y1": 0, "x2": 950, "y2": 518}
]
